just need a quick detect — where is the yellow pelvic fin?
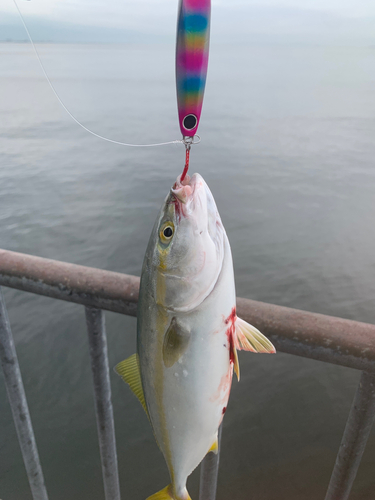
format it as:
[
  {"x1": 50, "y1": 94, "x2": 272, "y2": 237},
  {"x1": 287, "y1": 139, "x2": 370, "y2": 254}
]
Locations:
[
  {"x1": 114, "y1": 353, "x2": 148, "y2": 416},
  {"x1": 233, "y1": 343, "x2": 240, "y2": 381},
  {"x1": 208, "y1": 435, "x2": 219, "y2": 455},
  {"x1": 146, "y1": 484, "x2": 191, "y2": 500},
  {"x1": 235, "y1": 317, "x2": 276, "y2": 354}
]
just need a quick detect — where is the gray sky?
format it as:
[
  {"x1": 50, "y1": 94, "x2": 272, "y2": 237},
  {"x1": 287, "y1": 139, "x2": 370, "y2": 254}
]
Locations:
[{"x1": 2, "y1": 0, "x2": 375, "y2": 43}]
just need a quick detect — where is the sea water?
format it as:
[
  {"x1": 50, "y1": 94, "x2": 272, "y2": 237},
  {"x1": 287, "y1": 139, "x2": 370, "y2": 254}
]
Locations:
[{"x1": 0, "y1": 42, "x2": 375, "y2": 499}]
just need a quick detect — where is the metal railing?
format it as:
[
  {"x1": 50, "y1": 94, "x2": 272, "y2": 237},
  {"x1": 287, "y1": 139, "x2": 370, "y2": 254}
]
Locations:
[{"x1": 0, "y1": 248, "x2": 374, "y2": 500}]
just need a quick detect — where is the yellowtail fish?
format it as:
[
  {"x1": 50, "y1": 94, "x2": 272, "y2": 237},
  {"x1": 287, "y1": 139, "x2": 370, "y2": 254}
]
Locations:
[{"x1": 115, "y1": 173, "x2": 275, "y2": 500}]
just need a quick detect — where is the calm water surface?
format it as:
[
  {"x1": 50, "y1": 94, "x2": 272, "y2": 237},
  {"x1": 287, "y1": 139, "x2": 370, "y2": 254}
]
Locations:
[{"x1": 0, "y1": 42, "x2": 375, "y2": 499}]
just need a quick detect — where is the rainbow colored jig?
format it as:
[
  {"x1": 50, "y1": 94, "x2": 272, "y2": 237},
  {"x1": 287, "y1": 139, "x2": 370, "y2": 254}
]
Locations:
[{"x1": 176, "y1": 0, "x2": 211, "y2": 180}]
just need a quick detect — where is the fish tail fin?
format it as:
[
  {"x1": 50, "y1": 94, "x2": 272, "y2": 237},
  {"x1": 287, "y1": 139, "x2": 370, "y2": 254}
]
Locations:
[
  {"x1": 146, "y1": 484, "x2": 191, "y2": 500},
  {"x1": 146, "y1": 485, "x2": 174, "y2": 500}
]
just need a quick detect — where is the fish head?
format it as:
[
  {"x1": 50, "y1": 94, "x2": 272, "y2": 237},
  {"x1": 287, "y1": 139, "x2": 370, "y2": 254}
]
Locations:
[{"x1": 151, "y1": 173, "x2": 225, "y2": 312}]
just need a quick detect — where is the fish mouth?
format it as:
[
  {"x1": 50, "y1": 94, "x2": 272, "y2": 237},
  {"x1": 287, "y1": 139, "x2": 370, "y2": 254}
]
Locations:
[{"x1": 171, "y1": 173, "x2": 201, "y2": 204}]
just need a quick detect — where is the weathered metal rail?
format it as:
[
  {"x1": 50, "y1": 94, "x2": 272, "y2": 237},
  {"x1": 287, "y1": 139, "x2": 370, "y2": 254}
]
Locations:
[{"x1": 0, "y1": 248, "x2": 375, "y2": 500}]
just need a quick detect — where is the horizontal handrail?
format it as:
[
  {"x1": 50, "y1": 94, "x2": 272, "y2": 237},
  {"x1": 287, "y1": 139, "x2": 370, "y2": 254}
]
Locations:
[
  {"x1": 0, "y1": 248, "x2": 375, "y2": 373},
  {"x1": 0, "y1": 249, "x2": 140, "y2": 315}
]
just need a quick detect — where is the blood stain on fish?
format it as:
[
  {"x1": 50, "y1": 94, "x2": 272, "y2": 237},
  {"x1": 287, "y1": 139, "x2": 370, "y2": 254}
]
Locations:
[
  {"x1": 225, "y1": 307, "x2": 237, "y2": 364},
  {"x1": 224, "y1": 307, "x2": 237, "y2": 326},
  {"x1": 210, "y1": 367, "x2": 232, "y2": 405},
  {"x1": 171, "y1": 195, "x2": 182, "y2": 221}
]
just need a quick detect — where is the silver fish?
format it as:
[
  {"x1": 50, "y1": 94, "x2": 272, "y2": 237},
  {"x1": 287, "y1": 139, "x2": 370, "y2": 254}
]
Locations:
[{"x1": 116, "y1": 173, "x2": 275, "y2": 500}]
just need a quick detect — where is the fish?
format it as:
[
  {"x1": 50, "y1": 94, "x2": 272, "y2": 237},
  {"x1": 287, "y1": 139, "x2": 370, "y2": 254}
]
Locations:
[{"x1": 115, "y1": 173, "x2": 275, "y2": 500}]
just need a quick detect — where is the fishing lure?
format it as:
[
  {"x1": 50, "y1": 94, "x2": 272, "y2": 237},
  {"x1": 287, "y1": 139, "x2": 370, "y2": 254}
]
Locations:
[
  {"x1": 14, "y1": 0, "x2": 210, "y2": 178},
  {"x1": 176, "y1": 0, "x2": 211, "y2": 181}
]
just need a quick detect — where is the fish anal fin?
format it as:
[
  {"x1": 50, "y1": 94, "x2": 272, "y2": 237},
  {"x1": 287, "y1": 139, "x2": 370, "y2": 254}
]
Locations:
[
  {"x1": 146, "y1": 484, "x2": 191, "y2": 500},
  {"x1": 114, "y1": 353, "x2": 149, "y2": 416},
  {"x1": 235, "y1": 317, "x2": 276, "y2": 354},
  {"x1": 208, "y1": 434, "x2": 219, "y2": 455}
]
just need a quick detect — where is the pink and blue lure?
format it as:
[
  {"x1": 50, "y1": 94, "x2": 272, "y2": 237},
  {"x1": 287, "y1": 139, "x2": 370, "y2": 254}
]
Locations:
[{"x1": 176, "y1": 0, "x2": 211, "y2": 181}]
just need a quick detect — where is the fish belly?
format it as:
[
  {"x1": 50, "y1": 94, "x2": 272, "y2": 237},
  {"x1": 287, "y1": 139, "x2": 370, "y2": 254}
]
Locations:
[{"x1": 160, "y1": 316, "x2": 232, "y2": 484}]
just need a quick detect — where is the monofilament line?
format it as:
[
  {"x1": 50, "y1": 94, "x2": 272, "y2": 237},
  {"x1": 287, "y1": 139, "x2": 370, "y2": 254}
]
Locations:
[{"x1": 12, "y1": 0, "x2": 183, "y2": 148}]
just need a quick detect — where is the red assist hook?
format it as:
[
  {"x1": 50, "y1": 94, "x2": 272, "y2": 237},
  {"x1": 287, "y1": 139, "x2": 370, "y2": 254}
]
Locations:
[
  {"x1": 176, "y1": 0, "x2": 211, "y2": 179},
  {"x1": 180, "y1": 140, "x2": 191, "y2": 183}
]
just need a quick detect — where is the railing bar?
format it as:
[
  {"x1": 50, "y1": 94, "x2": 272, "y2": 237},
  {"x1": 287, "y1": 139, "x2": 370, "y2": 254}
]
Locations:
[
  {"x1": 85, "y1": 306, "x2": 121, "y2": 500},
  {"x1": 0, "y1": 287, "x2": 49, "y2": 500},
  {"x1": 2, "y1": 249, "x2": 375, "y2": 374},
  {"x1": 199, "y1": 424, "x2": 223, "y2": 500},
  {"x1": 324, "y1": 370, "x2": 375, "y2": 500}
]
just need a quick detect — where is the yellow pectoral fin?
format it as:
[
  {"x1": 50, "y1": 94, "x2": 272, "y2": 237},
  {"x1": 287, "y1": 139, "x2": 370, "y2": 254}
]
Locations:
[
  {"x1": 114, "y1": 353, "x2": 149, "y2": 417},
  {"x1": 235, "y1": 317, "x2": 276, "y2": 354}
]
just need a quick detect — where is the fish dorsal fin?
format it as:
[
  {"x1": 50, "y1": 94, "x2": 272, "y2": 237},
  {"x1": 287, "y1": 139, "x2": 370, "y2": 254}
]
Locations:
[
  {"x1": 235, "y1": 317, "x2": 276, "y2": 354},
  {"x1": 208, "y1": 433, "x2": 219, "y2": 455},
  {"x1": 115, "y1": 353, "x2": 149, "y2": 416}
]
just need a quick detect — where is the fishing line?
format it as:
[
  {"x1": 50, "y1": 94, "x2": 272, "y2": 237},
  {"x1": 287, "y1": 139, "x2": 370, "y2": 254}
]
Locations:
[{"x1": 12, "y1": 0, "x2": 200, "y2": 148}]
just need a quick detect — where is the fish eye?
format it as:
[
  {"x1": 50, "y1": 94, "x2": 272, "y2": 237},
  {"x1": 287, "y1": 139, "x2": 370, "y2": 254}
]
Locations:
[
  {"x1": 164, "y1": 227, "x2": 173, "y2": 238},
  {"x1": 159, "y1": 222, "x2": 175, "y2": 244}
]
